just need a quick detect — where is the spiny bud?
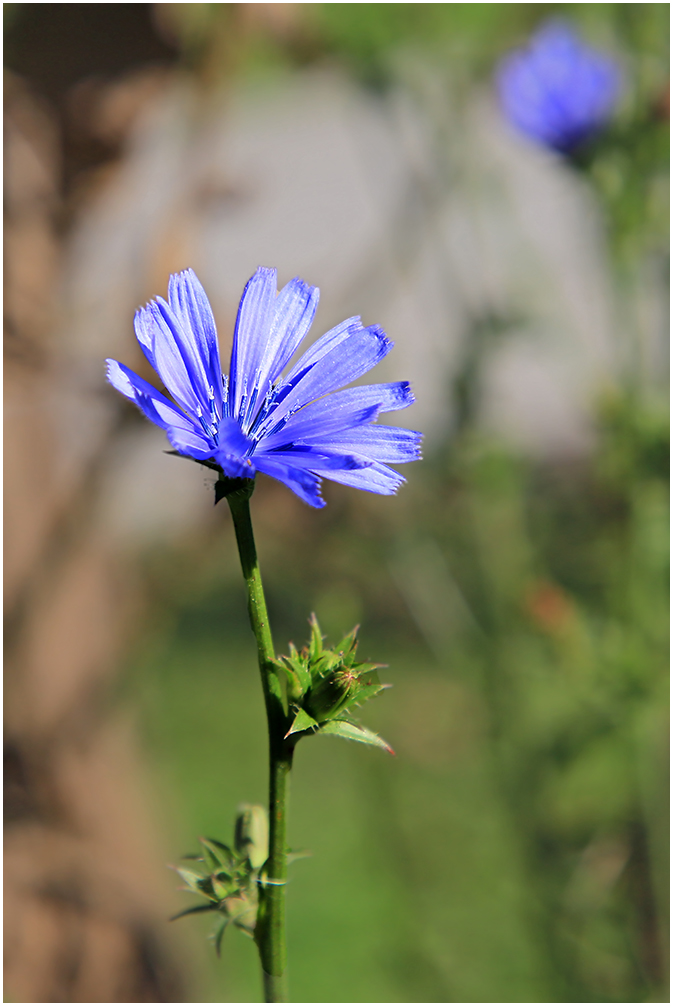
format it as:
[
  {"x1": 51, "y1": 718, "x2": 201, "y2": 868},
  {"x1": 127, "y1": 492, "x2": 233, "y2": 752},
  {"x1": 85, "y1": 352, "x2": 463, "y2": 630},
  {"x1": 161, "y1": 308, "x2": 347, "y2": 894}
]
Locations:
[{"x1": 304, "y1": 665, "x2": 361, "y2": 723}]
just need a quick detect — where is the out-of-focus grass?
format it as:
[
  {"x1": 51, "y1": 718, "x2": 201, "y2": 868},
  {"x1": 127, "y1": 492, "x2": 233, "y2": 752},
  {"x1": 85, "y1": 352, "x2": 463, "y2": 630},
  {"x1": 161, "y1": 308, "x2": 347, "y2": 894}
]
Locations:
[{"x1": 130, "y1": 630, "x2": 549, "y2": 1003}]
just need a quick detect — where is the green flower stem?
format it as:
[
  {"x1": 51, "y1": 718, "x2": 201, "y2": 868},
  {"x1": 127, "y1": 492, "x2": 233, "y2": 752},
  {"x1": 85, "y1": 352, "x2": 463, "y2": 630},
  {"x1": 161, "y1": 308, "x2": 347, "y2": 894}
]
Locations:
[
  {"x1": 261, "y1": 753, "x2": 292, "y2": 1003},
  {"x1": 226, "y1": 483, "x2": 291, "y2": 1004}
]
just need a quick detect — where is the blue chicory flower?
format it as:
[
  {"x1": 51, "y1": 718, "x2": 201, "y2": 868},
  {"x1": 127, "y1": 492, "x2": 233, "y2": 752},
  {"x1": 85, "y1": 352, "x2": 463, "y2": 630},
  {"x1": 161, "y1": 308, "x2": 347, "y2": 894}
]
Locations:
[
  {"x1": 106, "y1": 268, "x2": 421, "y2": 508},
  {"x1": 497, "y1": 20, "x2": 621, "y2": 153}
]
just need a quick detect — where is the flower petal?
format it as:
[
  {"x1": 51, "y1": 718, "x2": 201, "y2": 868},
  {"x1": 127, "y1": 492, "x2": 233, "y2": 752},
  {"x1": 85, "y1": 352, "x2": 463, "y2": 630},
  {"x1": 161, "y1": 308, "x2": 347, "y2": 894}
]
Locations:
[
  {"x1": 254, "y1": 457, "x2": 325, "y2": 508},
  {"x1": 317, "y1": 461, "x2": 406, "y2": 495},
  {"x1": 213, "y1": 418, "x2": 257, "y2": 479},
  {"x1": 255, "y1": 446, "x2": 370, "y2": 471},
  {"x1": 106, "y1": 359, "x2": 198, "y2": 434},
  {"x1": 315, "y1": 425, "x2": 423, "y2": 464},
  {"x1": 325, "y1": 381, "x2": 415, "y2": 414},
  {"x1": 166, "y1": 424, "x2": 216, "y2": 460},
  {"x1": 283, "y1": 315, "x2": 361, "y2": 382},
  {"x1": 229, "y1": 267, "x2": 277, "y2": 421},
  {"x1": 260, "y1": 324, "x2": 393, "y2": 433},
  {"x1": 261, "y1": 277, "x2": 320, "y2": 390},
  {"x1": 134, "y1": 302, "x2": 204, "y2": 418},
  {"x1": 262, "y1": 404, "x2": 380, "y2": 449},
  {"x1": 168, "y1": 269, "x2": 224, "y2": 417},
  {"x1": 132, "y1": 304, "x2": 158, "y2": 372},
  {"x1": 266, "y1": 381, "x2": 415, "y2": 446},
  {"x1": 217, "y1": 454, "x2": 257, "y2": 479}
]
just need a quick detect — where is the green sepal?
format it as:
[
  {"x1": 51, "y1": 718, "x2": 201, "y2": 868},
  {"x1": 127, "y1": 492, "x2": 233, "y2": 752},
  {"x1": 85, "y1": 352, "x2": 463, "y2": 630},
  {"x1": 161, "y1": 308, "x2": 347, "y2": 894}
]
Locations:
[
  {"x1": 211, "y1": 875, "x2": 235, "y2": 901},
  {"x1": 350, "y1": 661, "x2": 387, "y2": 675},
  {"x1": 170, "y1": 903, "x2": 218, "y2": 922},
  {"x1": 304, "y1": 664, "x2": 383, "y2": 722},
  {"x1": 164, "y1": 450, "x2": 221, "y2": 473},
  {"x1": 266, "y1": 662, "x2": 286, "y2": 708},
  {"x1": 284, "y1": 707, "x2": 320, "y2": 739},
  {"x1": 214, "y1": 474, "x2": 255, "y2": 505},
  {"x1": 164, "y1": 453, "x2": 257, "y2": 504},
  {"x1": 212, "y1": 916, "x2": 229, "y2": 957},
  {"x1": 340, "y1": 671, "x2": 389, "y2": 711},
  {"x1": 275, "y1": 645, "x2": 311, "y2": 700},
  {"x1": 175, "y1": 866, "x2": 218, "y2": 901},
  {"x1": 227, "y1": 897, "x2": 258, "y2": 937},
  {"x1": 334, "y1": 625, "x2": 359, "y2": 660},
  {"x1": 308, "y1": 613, "x2": 324, "y2": 662},
  {"x1": 200, "y1": 837, "x2": 236, "y2": 875},
  {"x1": 308, "y1": 651, "x2": 342, "y2": 681},
  {"x1": 175, "y1": 866, "x2": 207, "y2": 893},
  {"x1": 318, "y1": 717, "x2": 395, "y2": 754}
]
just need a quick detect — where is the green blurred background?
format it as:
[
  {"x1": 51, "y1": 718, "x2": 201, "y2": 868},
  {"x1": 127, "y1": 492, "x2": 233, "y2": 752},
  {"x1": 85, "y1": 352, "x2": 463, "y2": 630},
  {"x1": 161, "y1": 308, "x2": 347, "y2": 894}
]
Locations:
[{"x1": 5, "y1": 4, "x2": 668, "y2": 1003}]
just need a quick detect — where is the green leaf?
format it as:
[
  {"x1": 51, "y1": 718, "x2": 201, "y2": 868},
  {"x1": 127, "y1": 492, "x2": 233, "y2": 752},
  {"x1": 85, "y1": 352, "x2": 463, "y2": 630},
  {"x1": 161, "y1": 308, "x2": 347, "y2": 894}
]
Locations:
[
  {"x1": 284, "y1": 707, "x2": 320, "y2": 739},
  {"x1": 318, "y1": 718, "x2": 394, "y2": 754},
  {"x1": 170, "y1": 903, "x2": 218, "y2": 921}
]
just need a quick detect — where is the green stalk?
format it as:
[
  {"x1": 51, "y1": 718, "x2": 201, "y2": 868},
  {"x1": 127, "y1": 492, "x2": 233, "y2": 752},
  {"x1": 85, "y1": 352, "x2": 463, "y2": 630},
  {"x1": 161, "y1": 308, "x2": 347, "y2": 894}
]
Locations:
[{"x1": 226, "y1": 482, "x2": 290, "y2": 1003}]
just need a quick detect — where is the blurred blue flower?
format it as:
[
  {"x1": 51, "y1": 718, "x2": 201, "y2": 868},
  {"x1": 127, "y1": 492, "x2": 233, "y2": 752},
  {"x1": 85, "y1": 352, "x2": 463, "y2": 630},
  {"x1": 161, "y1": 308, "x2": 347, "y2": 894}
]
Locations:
[
  {"x1": 106, "y1": 268, "x2": 421, "y2": 507},
  {"x1": 497, "y1": 20, "x2": 621, "y2": 153}
]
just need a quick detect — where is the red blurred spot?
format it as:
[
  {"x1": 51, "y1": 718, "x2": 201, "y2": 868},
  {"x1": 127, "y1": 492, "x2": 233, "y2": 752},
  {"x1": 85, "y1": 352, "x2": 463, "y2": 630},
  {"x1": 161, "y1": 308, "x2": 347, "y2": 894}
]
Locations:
[
  {"x1": 525, "y1": 580, "x2": 573, "y2": 632},
  {"x1": 654, "y1": 82, "x2": 670, "y2": 122}
]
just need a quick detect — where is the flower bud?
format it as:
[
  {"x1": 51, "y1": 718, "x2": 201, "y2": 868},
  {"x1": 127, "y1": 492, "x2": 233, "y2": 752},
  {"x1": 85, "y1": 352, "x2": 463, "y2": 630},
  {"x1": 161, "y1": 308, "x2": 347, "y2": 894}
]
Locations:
[
  {"x1": 304, "y1": 666, "x2": 360, "y2": 723},
  {"x1": 234, "y1": 803, "x2": 268, "y2": 869}
]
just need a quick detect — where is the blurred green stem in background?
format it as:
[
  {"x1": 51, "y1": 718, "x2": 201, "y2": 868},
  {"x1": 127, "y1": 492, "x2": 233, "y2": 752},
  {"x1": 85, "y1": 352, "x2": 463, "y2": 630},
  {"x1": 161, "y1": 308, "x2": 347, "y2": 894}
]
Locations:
[{"x1": 226, "y1": 480, "x2": 291, "y2": 1003}]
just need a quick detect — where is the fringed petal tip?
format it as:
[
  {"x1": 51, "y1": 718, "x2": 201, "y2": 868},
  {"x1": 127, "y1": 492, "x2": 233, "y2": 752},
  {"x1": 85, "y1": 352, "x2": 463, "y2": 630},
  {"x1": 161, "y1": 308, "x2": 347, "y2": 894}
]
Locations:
[
  {"x1": 396, "y1": 381, "x2": 415, "y2": 409},
  {"x1": 105, "y1": 358, "x2": 132, "y2": 397},
  {"x1": 319, "y1": 462, "x2": 407, "y2": 496}
]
